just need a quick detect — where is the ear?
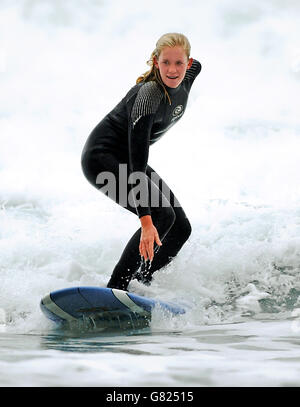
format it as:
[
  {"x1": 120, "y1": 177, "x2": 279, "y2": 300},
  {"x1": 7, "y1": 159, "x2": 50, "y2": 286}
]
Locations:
[
  {"x1": 187, "y1": 57, "x2": 193, "y2": 69},
  {"x1": 153, "y1": 56, "x2": 159, "y2": 68}
]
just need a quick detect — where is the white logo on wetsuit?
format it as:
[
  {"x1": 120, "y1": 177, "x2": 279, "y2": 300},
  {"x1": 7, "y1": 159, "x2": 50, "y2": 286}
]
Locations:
[
  {"x1": 171, "y1": 105, "x2": 184, "y2": 122},
  {"x1": 173, "y1": 105, "x2": 183, "y2": 116}
]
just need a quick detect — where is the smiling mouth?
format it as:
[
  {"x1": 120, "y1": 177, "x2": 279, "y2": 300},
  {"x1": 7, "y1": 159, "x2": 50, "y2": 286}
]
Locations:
[{"x1": 167, "y1": 76, "x2": 179, "y2": 80}]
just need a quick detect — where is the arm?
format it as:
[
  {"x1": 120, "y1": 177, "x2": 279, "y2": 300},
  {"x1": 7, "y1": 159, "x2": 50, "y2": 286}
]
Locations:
[
  {"x1": 128, "y1": 81, "x2": 163, "y2": 218},
  {"x1": 184, "y1": 59, "x2": 202, "y2": 86},
  {"x1": 128, "y1": 82, "x2": 164, "y2": 260},
  {"x1": 128, "y1": 114, "x2": 153, "y2": 218}
]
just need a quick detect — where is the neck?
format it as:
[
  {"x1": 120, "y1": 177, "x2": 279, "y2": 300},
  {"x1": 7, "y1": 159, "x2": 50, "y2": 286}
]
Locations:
[{"x1": 164, "y1": 83, "x2": 182, "y2": 95}]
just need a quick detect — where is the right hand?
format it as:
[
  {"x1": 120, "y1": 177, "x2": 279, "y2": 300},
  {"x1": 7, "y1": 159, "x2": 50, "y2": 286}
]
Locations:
[{"x1": 139, "y1": 215, "x2": 162, "y2": 262}]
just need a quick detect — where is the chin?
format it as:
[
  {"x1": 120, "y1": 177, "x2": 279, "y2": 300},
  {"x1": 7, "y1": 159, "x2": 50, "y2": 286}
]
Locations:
[
  {"x1": 167, "y1": 83, "x2": 180, "y2": 88},
  {"x1": 164, "y1": 78, "x2": 182, "y2": 88}
]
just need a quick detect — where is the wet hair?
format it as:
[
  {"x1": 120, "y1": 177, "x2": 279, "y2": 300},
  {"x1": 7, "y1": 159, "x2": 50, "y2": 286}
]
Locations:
[{"x1": 136, "y1": 33, "x2": 191, "y2": 104}]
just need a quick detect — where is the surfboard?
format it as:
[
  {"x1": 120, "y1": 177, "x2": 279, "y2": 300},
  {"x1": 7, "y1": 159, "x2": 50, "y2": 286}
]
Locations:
[{"x1": 40, "y1": 286, "x2": 185, "y2": 330}]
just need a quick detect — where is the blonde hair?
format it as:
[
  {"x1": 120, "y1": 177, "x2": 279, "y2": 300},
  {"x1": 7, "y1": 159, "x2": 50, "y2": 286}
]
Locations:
[{"x1": 136, "y1": 33, "x2": 191, "y2": 105}]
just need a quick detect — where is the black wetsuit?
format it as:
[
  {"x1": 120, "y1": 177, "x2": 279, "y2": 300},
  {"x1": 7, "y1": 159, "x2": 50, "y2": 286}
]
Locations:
[{"x1": 81, "y1": 59, "x2": 201, "y2": 290}]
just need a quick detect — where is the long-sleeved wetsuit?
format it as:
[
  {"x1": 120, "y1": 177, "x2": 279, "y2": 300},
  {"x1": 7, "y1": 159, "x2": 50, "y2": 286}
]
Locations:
[{"x1": 81, "y1": 59, "x2": 201, "y2": 290}]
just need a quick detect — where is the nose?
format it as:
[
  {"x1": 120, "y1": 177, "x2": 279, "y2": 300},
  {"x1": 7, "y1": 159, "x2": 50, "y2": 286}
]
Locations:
[{"x1": 168, "y1": 64, "x2": 177, "y2": 74}]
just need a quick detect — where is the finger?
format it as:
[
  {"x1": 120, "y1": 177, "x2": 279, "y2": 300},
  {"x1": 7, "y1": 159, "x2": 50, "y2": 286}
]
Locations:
[
  {"x1": 143, "y1": 243, "x2": 150, "y2": 262},
  {"x1": 140, "y1": 241, "x2": 148, "y2": 261},
  {"x1": 147, "y1": 241, "x2": 154, "y2": 262},
  {"x1": 139, "y1": 242, "x2": 144, "y2": 259},
  {"x1": 141, "y1": 240, "x2": 151, "y2": 262},
  {"x1": 155, "y1": 231, "x2": 162, "y2": 246}
]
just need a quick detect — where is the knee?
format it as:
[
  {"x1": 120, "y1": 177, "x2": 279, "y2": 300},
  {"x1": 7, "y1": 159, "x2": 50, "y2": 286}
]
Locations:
[
  {"x1": 81, "y1": 150, "x2": 99, "y2": 186},
  {"x1": 173, "y1": 215, "x2": 192, "y2": 244},
  {"x1": 81, "y1": 150, "x2": 91, "y2": 178},
  {"x1": 181, "y1": 216, "x2": 192, "y2": 242}
]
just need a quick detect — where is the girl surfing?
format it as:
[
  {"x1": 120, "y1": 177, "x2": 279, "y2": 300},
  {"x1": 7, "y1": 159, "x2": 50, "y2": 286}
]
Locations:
[{"x1": 81, "y1": 33, "x2": 201, "y2": 291}]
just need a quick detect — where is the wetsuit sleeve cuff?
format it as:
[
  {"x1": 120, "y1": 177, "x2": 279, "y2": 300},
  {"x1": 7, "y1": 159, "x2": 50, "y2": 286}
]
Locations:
[{"x1": 137, "y1": 207, "x2": 151, "y2": 218}]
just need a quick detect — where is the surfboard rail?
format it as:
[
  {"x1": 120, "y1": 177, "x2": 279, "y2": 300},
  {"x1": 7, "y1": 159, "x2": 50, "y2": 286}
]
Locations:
[{"x1": 40, "y1": 286, "x2": 185, "y2": 329}]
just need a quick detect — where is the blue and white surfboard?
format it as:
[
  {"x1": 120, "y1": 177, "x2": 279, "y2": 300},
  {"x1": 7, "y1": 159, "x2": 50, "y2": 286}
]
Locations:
[{"x1": 40, "y1": 287, "x2": 185, "y2": 329}]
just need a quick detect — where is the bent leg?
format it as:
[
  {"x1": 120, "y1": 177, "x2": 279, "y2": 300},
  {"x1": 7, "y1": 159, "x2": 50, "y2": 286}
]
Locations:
[
  {"x1": 106, "y1": 179, "x2": 177, "y2": 290},
  {"x1": 81, "y1": 150, "x2": 178, "y2": 290},
  {"x1": 135, "y1": 165, "x2": 192, "y2": 284}
]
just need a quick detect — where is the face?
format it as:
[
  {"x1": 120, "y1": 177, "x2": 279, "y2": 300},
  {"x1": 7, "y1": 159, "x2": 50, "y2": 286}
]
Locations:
[{"x1": 154, "y1": 45, "x2": 193, "y2": 88}]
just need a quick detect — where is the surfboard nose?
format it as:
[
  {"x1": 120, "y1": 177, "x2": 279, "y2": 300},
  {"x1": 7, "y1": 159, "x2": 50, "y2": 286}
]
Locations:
[{"x1": 40, "y1": 286, "x2": 186, "y2": 328}]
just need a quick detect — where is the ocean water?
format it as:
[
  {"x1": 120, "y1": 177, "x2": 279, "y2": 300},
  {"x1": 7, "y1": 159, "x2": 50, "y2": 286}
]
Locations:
[{"x1": 1, "y1": 0, "x2": 300, "y2": 387}]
